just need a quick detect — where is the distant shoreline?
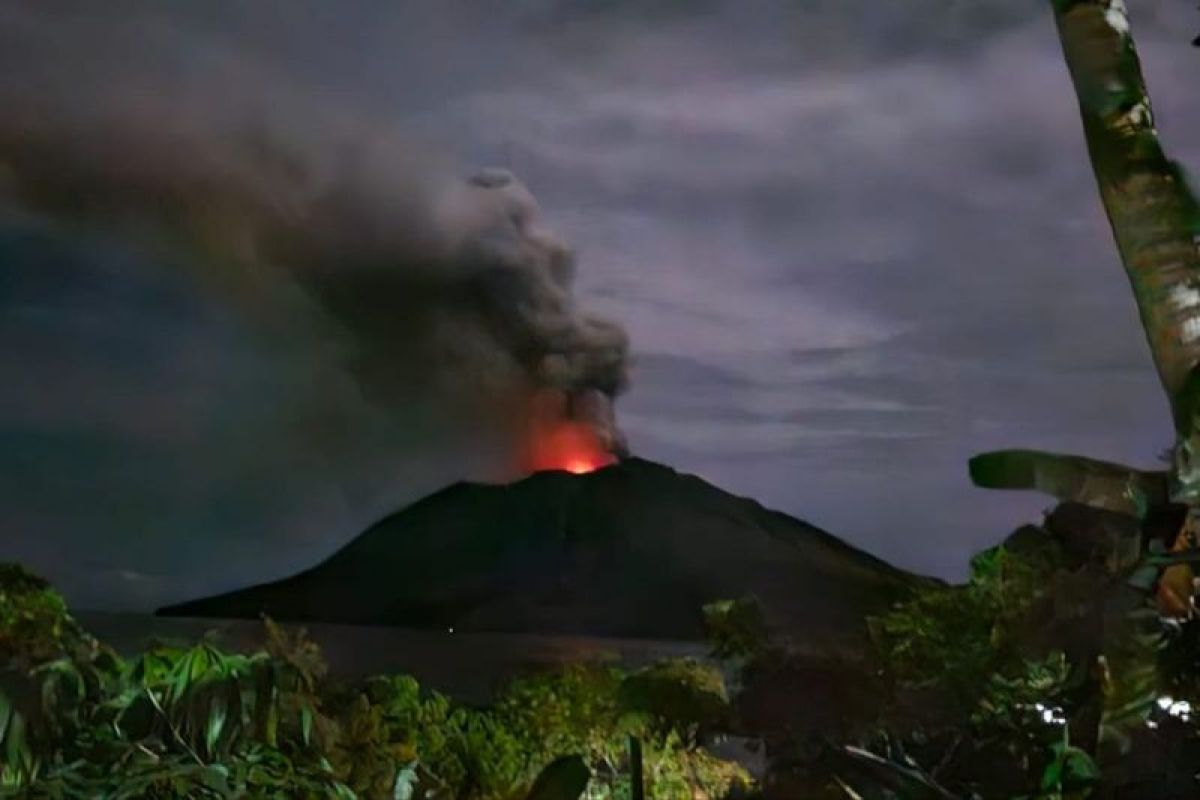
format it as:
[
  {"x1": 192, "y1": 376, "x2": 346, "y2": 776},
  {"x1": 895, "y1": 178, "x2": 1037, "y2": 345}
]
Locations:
[{"x1": 74, "y1": 611, "x2": 711, "y2": 702}]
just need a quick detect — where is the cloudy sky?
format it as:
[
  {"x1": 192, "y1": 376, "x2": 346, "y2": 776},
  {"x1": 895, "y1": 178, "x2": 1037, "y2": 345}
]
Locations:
[{"x1": 2, "y1": 0, "x2": 1198, "y2": 610}]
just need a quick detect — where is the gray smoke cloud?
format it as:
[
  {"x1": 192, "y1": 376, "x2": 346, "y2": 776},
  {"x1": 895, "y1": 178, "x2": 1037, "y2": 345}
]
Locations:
[{"x1": 0, "y1": 73, "x2": 630, "y2": 467}]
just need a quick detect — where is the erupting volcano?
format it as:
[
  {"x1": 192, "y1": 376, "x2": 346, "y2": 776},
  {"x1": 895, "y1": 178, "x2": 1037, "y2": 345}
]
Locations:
[{"x1": 159, "y1": 457, "x2": 919, "y2": 640}]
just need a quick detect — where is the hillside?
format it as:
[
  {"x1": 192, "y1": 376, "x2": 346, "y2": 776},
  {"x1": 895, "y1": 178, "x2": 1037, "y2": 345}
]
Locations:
[{"x1": 159, "y1": 457, "x2": 920, "y2": 643}]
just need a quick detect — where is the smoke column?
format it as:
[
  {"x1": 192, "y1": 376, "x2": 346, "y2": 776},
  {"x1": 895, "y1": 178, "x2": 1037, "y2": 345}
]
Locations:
[{"x1": 0, "y1": 65, "x2": 630, "y2": 477}]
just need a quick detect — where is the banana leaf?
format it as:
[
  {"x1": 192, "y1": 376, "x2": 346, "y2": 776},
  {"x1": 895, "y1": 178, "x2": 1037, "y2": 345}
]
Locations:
[
  {"x1": 829, "y1": 745, "x2": 960, "y2": 800},
  {"x1": 969, "y1": 449, "x2": 1167, "y2": 515}
]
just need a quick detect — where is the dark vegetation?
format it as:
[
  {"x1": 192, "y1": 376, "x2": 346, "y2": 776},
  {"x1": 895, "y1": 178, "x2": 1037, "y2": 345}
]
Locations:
[
  {"x1": 0, "y1": 563, "x2": 749, "y2": 799},
  {"x1": 5, "y1": 494, "x2": 1200, "y2": 799},
  {"x1": 708, "y1": 501, "x2": 1200, "y2": 798}
]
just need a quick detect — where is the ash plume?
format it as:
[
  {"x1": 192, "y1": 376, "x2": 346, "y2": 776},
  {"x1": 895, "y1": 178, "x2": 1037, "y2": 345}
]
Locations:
[{"x1": 0, "y1": 83, "x2": 630, "y2": 473}]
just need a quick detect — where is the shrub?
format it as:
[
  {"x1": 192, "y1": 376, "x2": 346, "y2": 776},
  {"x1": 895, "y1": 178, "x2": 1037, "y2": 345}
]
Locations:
[{"x1": 0, "y1": 564, "x2": 751, "y2": 800}]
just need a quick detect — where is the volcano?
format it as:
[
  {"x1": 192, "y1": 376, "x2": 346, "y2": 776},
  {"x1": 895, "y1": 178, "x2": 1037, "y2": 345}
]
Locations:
[{"x1": 159, "y1": 458, "x2": 920, "y2": 644}]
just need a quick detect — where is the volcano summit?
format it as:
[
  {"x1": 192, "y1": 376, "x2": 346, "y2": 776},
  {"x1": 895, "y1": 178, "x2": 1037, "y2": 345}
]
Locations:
[{"x1": 159, "y1": 458, "x2": 919, "y2": 644}]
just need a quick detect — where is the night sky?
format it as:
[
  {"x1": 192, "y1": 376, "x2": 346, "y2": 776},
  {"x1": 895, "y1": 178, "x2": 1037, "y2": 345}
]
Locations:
[{"x1": 2, "y1": 1, "x2": 1199, "y2": 611}]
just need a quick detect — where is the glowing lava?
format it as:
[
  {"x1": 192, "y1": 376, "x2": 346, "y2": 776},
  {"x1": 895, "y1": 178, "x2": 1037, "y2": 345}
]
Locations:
[
  {"x1": 524, "y1": 419, "x2": 615, "y2": 475},
  {"x1": 519, "y1": 388, "x2": 618, "y2": 475}
]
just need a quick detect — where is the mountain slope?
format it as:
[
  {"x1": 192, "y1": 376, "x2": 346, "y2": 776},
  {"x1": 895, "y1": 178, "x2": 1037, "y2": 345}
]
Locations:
[{"x1": 159, "y1": 458, "x2": 920, "y2": 642}]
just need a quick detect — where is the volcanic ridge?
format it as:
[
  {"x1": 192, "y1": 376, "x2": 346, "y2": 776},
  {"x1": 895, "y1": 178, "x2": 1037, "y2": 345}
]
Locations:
[{"x1": 159, "y1": 458, "x2": 920, "y2": 644}]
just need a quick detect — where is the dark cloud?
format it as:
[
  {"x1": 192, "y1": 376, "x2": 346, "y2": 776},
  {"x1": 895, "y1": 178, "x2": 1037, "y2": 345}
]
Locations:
[
  {"x1": 0, "y1": 98, "x2": 628, "y2": 420},
  {"x1": 1, "y1": 0, "x2": 635, "y2": 461}
]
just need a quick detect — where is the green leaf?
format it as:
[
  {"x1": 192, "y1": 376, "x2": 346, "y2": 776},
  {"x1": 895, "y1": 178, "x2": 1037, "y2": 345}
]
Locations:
[
  {"x1": 205, "y1": 695, "x2": 228, "y2": 757},
  {"x1": 1041, "y1": 755, "x2": 1063, "y2": 791},
  {"x1": 1125, "y1": 563, "x2": 1160, "y2": 591},
  {"x1": 831, "y1": 746, "x2": 960, "y2": 800},
  {"x1": 264, "y1": 698, "x2": 278, "y2": 748},
  {"x1": 0, "y1": 690, "x2": 12, "y2": 745},
  {"x1": 199, "y1": 763, "x2": 231, "y2": 796},
  {"x1": 524, "y1": 755, "x2": 590, "y2": 800},
  {"x1": 4, "y1": 710, "x2": 31, "y2": 780},
  {"x1": 300, "y1": 702, "x2": 314, "y2": 747},
  {"x1": 1146, "y1": 548, "x2": 1200, "y2": 567},
  {"x1": 1063, "y1": 746, "x2": 1101, "y2": 784},
  {"x1": 392, "y1": 761, "x2": 418, "y2": 800},
  {"x1": 1042, "y1": 741, "x2": 1101, "y2": 791}
]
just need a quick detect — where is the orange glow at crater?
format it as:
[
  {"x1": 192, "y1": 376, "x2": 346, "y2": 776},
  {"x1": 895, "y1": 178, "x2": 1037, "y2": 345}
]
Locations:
[
  {"x1": 521, "y1": 389, "x2": 616, "y2": 475},
  {"x1": 524, "y1": 419, "x2": 615, "y2": 475}
]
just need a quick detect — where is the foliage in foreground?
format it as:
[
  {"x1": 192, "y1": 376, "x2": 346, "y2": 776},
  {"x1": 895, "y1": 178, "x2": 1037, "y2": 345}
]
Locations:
[
  {"x1": 0, "y1": 563, "x2": 749, "y2": 800},
  {"x1": 6, "y1": 498, "x2": 1200, "y2": 800},
  {"x1": 5, "y1": 512, "x2": 1200, "y2": 800},
  {"x1": 705, "y1": 504, "x2": 1200, "y2": 799}
]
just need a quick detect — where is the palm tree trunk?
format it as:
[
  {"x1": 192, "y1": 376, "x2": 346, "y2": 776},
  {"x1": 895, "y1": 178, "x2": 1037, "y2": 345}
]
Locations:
[
  {"x1": 1050, "y1": 0, "x2": 1200, "y2": 432},
  {"x1": 1050, "y1": 0, "x2": 1200, "y2": 614}
]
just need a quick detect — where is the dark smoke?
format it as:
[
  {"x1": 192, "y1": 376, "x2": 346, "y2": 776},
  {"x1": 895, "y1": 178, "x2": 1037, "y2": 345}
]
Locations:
[{"x1": 0, "y1": 77, "x2": 630, "y2": 471}]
